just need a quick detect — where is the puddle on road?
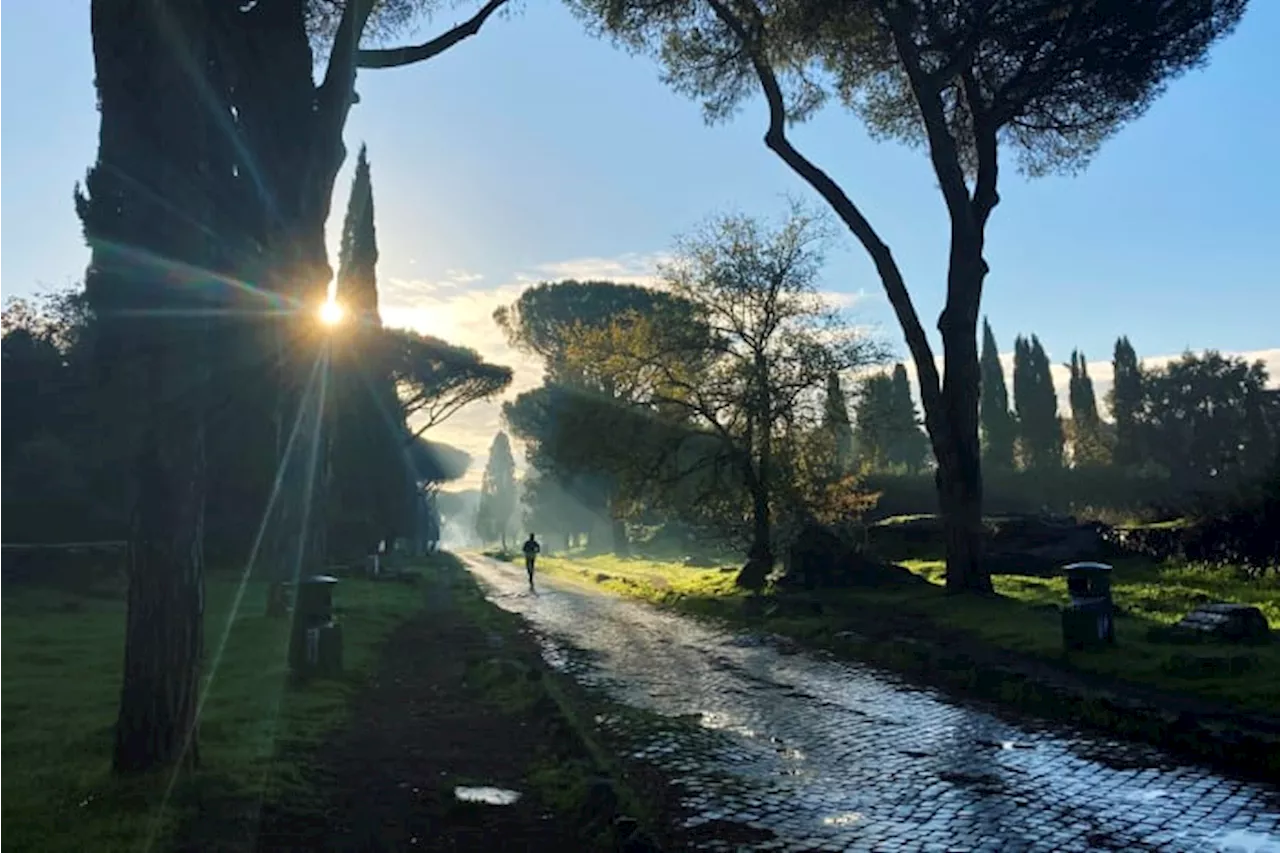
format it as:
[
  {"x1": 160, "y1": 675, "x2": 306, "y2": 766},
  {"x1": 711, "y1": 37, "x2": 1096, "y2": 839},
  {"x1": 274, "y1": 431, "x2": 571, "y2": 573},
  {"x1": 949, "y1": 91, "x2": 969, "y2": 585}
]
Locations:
[
  {"x1": 822, "y1": 811, "x2": 863, "y2": 826},
  {"x1": 454, "y1": 786, "x2": 521, "y2": 805},
  {"x1": 1211, "y1": 829, "x2": 1280, "y2": 853}
]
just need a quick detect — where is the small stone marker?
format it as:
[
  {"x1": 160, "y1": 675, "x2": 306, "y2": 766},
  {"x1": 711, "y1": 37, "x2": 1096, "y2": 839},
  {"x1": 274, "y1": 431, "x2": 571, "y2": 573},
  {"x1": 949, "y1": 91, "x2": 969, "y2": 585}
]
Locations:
[
  {"x1": 1061, "y1": 562, "x2": 1116, "y2": 650},
  {"x1": 1173, "y1": 603, "x2": 1271, "y2": 643}
]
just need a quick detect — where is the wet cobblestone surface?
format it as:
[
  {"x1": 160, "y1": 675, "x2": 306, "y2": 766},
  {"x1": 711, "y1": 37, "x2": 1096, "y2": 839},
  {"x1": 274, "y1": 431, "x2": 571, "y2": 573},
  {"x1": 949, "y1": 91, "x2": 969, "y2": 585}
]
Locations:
[{"x1": 463, "y1": 555, "x2": 1280, "y2": 853}]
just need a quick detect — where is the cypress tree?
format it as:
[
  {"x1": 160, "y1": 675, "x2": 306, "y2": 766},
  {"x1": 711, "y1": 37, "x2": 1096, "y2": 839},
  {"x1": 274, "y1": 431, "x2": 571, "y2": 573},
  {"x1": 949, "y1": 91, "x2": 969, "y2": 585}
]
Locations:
[
  {"x1": 979, "y1": 318, "x2": 1016, "y2": 471},
  {"x1": 1012, "y1": 337, "x2": 1031, "y2": 468},
  {"x1": 1067, "y1": 350, "x2": 1108, "y2": 466},
  {"x1": 823, "y1": 371, "x2": 855, "y2": 473},
  {"x1": 329, "y1": 146, "x2": 412, "y2": 559},
  {"x1": 1013, "y1": 335, "x2": 1064, "y2": 470},
  {"x1": 337, "y1": 145, "x2": 380, "y2": 320},
  {"x1": 887, "y1": 363, "x2": 931, "y2": 472},
  {"x1": 1110, "y1": 336, "x2": 1145, "y2": 468},
  {"x1": 854, "y1": 365, "x2": 930, "y2": 473},
  {"x1": 853, "y1": 373, "x2": 894, "y2": 471},
  {"x1": 478, "y1": 432, "x2": 518, "y2": 548}
]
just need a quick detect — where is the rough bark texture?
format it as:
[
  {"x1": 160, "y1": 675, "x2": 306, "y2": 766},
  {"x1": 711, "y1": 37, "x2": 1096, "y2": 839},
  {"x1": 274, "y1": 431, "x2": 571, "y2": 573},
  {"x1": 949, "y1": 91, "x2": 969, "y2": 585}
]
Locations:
[
  {"x1": 934, "y1": 253, "x2": 993, "y2": 595},
  {"x1": 611, "y1": 516, "x2": 631, "y2": 557},
  {"x1": 114, "y1": 394, "x2": 207, "y2": 772},
  {"x1": 82, "y1": 0, "x2": 213, "y2": 773},
  {"x1": 738, "y1": 418, "x2": 775, "y2": 590}
]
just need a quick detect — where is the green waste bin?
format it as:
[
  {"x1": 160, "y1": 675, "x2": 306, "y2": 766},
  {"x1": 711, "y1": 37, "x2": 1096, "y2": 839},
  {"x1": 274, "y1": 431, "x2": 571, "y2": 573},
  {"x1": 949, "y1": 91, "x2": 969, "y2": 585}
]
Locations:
[
  {"x1": 1061, "y1": 562, "x2": 1115, "y2": 651},
  {"x1": 289, "y1": 575, "x2": 343, "y2": 676}
]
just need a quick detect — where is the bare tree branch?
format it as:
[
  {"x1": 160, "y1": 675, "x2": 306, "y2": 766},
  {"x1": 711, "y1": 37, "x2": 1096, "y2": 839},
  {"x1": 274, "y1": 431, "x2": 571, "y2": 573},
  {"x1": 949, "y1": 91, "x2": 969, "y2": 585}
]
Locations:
[
  {"x1": 704, "y1": 0, "x2": 943, "y2": 429},
  {"x1": 318, "y1": 0, "x2": 376, "y2": 143},
  {"x1": 963, "y1": 69, "x2": 1000, "y2": 231},
  {"x1": 357, "y1": 0, "x2": 512, "y2": 69}
]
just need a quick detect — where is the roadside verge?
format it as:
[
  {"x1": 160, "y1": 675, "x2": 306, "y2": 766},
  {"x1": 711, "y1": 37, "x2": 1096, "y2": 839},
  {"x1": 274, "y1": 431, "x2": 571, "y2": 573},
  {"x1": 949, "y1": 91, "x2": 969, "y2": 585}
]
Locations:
[{"x1": 246, "y1": 552, "x2": 674, "y2": 852}]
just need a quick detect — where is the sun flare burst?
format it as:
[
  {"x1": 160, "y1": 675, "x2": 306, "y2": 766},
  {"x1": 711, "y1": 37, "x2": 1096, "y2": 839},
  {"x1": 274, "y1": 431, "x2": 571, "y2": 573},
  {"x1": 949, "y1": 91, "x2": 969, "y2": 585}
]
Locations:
[{"x1": 317, "y1": 299, "x2": 345, "y2": 327}]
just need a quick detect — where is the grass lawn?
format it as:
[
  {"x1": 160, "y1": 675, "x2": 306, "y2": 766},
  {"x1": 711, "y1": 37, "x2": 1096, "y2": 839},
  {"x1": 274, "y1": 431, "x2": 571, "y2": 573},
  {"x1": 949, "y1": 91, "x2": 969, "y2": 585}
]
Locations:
[
  {"x1": 535, "y1": 551, "x2": 1280, "y2": 718},
  {"x1": 1, "y1": 563, "x2": 430, "y2": 853}
]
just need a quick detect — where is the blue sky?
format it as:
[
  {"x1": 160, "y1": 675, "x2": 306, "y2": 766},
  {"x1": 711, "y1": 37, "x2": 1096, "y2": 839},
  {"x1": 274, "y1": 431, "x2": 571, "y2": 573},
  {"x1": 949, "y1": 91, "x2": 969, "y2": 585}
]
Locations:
[{"x1": 3, "y1": 2, "x2": 1278, "y2": 486}]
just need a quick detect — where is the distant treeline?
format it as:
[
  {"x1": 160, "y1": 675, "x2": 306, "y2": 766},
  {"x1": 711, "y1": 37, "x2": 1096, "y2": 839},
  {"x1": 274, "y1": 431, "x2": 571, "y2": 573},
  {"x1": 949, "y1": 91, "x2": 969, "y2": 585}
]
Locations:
[{"x1": 850, "y1": 324, "x2": 1279, "y2": 519}]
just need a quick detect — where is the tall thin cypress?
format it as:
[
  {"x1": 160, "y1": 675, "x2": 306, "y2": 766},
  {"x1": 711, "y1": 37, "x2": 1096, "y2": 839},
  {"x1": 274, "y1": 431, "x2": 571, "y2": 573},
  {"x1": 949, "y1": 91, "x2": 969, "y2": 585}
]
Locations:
[
  {"x1": 337, "y1": 145, "x2": 380, "y2": 320},
  {"x1": 1067, "y1": 350, "x2": 1107, "y2": 466},
  {"x1": 1013, "y1": 335, "x2": 1064, "y2": 470},
  {"x1": 823, "y1": 371, "x2": 855, "y2": 473},
  {"x1": 330, "y1": 145, "x2": 412, "y2": 559},
  {"x1": 478, "y1": 432, "x2": 518, "y2": 548},
  {"x1": 979, "y1": 318, "x2": 1016, "y2": 470},
  {"x1": 887, "y1": 363, "x2": 931, "y2": 472},
  {"x1": 853, "y1": 373, "x2": 894, "y2": 471},
  {"x1": 1110, "y1": 336, "x2": 1145, "y2": 468}
]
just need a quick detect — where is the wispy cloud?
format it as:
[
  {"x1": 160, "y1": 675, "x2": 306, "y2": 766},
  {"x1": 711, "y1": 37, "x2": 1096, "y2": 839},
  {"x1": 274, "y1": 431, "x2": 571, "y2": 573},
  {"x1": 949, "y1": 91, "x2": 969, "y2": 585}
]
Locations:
[
  {"x1": 528, "y1": 253, "x2": 668, "y2": 287},
  {"x1": 375, "y1": 269, "x2": 485, "y2": 305},
  {"x1": 821, "y1": 288, "x2": 872, "y2": 311}
]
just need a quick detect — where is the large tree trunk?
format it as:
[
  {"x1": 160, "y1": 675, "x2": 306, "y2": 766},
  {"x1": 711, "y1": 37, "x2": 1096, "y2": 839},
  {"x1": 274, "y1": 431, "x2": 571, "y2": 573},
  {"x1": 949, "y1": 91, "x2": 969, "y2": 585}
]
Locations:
[
  {"x1": 730, "y1": 25, "x2": 998, "y2": 595},
  {"x1": 114, "y1": 389, "x2": 206, "y2": 772},
  {"x1": 84, "y1": 0, "x2": 213, "y2": 773},
  {"x1": 737, "y1": 379, "x2": 774, "y2": 590},
  {"x1": 934, "y1": 424, "x2": 987, "y2": 594},
  {"x1": 609, "y1": 484, "x2": 631, "y2": 556},
  {"x1": 735, "y1": 478, "x2": 774, "y2": 590},
  {"x1": 935, "y1": 247, "x2": 994, "y2": 595},
  {"x1": 611, "y1": 517, "x2": 630, "y2": 557}
]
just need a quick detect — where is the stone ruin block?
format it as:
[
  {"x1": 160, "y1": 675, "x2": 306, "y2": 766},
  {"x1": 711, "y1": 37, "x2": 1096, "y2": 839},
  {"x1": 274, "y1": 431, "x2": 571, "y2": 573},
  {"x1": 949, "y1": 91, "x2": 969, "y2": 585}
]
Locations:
[{"x1": 1171, "y1": 602, "x2": 1271, "y2": 644}]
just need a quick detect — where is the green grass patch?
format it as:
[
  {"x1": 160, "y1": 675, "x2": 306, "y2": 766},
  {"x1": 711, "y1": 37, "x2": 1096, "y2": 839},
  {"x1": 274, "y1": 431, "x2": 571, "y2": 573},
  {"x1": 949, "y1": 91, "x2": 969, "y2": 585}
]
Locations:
[
  {"x1": 1, "y1": 563, "x2": 432, "y2": 853},
  {"x1": 540, "y1": 553, "x2": 739, "y2": 599}
]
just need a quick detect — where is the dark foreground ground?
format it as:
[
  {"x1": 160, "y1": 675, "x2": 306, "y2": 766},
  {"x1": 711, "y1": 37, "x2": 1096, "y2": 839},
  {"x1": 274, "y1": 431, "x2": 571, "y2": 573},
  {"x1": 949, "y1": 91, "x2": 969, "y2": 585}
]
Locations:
[{"x1": 178, "y1": 559, "x2": 673, "y2": 852}]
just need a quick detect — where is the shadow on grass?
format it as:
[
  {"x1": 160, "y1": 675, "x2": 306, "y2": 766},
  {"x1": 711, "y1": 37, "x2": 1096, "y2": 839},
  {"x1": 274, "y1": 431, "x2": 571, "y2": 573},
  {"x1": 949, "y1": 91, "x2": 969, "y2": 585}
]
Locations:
[{"x1": 1, "y1": 559, "x2": 431, "y2": 853}]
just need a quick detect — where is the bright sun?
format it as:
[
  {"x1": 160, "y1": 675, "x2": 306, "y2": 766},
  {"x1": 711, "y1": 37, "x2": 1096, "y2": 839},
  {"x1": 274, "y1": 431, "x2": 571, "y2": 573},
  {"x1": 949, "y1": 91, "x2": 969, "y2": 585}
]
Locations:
[{"x1": 317, "y1": 299, "x2": 345, "y2": 327}]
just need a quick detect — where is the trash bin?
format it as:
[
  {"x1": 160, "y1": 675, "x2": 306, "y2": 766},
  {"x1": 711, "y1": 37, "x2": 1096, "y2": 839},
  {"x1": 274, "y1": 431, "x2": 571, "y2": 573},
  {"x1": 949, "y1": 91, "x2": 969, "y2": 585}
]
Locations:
[
  {"x1": 289, "y1": 575, "x2": 343, "y2": 676},
  {"x1": 1061, "y1": 562, "x2": 1115, "y2": 650}
]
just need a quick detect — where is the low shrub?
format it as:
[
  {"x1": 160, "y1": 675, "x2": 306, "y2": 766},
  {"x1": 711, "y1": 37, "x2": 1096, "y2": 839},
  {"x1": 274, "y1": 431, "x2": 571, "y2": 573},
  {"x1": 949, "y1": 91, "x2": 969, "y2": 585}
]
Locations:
[{"x1": 863, "y1": 467, "x2": 1186, "y2": 522}]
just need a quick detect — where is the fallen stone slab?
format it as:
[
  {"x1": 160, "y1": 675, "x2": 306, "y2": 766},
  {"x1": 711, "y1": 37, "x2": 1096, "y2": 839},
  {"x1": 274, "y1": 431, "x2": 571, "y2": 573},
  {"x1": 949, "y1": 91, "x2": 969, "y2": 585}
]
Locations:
[{"x1": 1170, "y1": 602, "x2": 1272, "y2": 644}]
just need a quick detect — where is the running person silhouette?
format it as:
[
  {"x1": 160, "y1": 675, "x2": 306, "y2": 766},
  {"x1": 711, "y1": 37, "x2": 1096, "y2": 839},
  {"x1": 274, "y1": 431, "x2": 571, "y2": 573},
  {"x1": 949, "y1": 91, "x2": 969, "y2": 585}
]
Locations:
[{"x1": 522, "y1": 533, "x2": 541, "y2": 591}]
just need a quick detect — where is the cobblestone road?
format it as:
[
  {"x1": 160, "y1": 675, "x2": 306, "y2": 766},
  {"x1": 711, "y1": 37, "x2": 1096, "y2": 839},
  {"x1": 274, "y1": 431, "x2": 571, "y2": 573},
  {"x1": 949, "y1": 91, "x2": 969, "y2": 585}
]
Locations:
[{"x1": 462, "y1": 554, "x2": 1280, "y2": 853}]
